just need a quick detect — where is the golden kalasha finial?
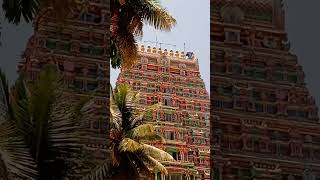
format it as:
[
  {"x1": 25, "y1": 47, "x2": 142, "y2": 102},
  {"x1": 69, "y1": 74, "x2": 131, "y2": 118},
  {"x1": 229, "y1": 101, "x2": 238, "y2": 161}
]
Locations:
[
  {"x1": 175, "y1": 51, "x2": 179, "y2": 58},
  {"x1": 152, "y1": 47, "x2": 157, "y2": 53},
  {"x1": 147, "y1": 46, "x2": 151, "y2": 53},
  {"x1": 181, "y1": 52, "x2": 186, "y2": 58},
  {"x1": 158, "y1": 48, "x2": 162, "y2": 55},
  {"x1": 169, "y1": 50, "x2": 174, "y2": 56},
  {"x1": 164, "y1": 49, "x2": 168, "y2": 56},
  {"x1": 140, "y1": 45, "x2": 145, "y2": 52}
]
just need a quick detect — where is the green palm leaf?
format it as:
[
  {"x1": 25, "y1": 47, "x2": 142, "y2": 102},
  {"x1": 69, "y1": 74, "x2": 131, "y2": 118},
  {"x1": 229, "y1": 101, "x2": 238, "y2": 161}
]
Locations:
[
  {"x1": 80, "y1": 160, "x2": 110, "y2": 180},
  {"x1": 141, "y1": 0, "x2": 176, "y2": 31},
  {"x1": 2, "y1": 0, "x2": 40, "y2": 24},
  {"x1": 129, "y1": 124, "x2": 156, "y2": 139},
  {"x1": 86, "y1": 84, "x2": 172, "y2": 179},
  {"x1": 142, "y1": 144, "x2": 173, "y2": 161},
  {"x1": 111, "y1": 0, "x2": 176, "y2": 68},
  {"x1": 0, "y1": 119, "x2": 37, "y2": 179},
  {"x1": 119, "y1": 138, "x2": 143, "y2": 153},
  {"x1": 142, "y1": 155, "x2": 168, "y2": 175},
  {"x1": 9, "y1": 66, "x2": 94, "y2": 179},
  {"x1": 127, "y1": 124, "x2": 164, "y2": 143}
]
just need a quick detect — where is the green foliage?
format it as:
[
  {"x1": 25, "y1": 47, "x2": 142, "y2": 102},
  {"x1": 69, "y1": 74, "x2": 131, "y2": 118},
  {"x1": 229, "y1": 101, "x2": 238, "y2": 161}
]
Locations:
[
  {"x1": 2, "y1": 0, "x2": 39, "y2": 24},
  {"x1": 0, "y1": 68, "x2": 38, "y2": 179},
  {"x1": 82, "y1": 83, "x2": 173, "y2": 180},
  {"x1": 111, "y1": 0, "x2": 176, "y2": 68},
  {"x1": 7, "y1": 66, "x2": 95, "y2": 179},
  {"x1": 111, "y1": 39, "x2": 122, "y2": 69}
]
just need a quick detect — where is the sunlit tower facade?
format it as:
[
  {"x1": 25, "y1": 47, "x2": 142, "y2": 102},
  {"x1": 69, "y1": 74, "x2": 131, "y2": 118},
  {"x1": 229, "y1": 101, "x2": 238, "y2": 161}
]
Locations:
[{"x1": 118, "y1": 45, "x2": 211, "y2": 180}]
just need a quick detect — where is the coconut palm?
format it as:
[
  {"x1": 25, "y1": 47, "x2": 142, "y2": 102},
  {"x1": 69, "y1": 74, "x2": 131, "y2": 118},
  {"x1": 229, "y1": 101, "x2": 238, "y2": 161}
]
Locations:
[
  {"x1": 2, "y1": 0, "x2": 176, "y2": 69},
  {"x1": 82, "y1": 83, "x2": 173, "y2": 180},
  {"x1": 0, "y1": 117, "x2": 39, "y2": 179},
  {"x1": 111, "y1": 0, "x2": 176, "y2": 68},
  {"x1": 0, "y1": 69, "x2": 37, "y2": 179},
  {"x1": 8, "y1": 65, "x2": 94, "y2": 179}
]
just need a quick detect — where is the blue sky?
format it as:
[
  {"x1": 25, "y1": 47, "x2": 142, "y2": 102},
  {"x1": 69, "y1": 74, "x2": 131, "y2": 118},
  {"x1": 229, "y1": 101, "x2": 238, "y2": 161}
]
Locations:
[{"x1": 110, "y1": 0, "x2": 210, "y2": 93}]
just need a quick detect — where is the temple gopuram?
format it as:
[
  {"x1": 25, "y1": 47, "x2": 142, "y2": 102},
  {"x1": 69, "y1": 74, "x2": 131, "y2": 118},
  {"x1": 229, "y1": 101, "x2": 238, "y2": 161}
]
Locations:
[
  {"x1": 211, "y1": 0, "x2": 320, "y2": 179},
  {"x1": 17, "y1": 0, "x2": 110, "y2": 160},
  {"x1": 117, "y1": 45, "x2": 210, "y2": 180}
]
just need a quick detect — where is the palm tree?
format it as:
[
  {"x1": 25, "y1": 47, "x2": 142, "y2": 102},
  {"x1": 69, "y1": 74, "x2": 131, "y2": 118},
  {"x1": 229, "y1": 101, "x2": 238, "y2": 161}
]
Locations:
[
  {"x1": 8, "y1": 65, "x2": 95, "y2": 179},
  {"x1": 111, "y1": 0, "x2": 176, "y2": 68},
  {"x1": 0, "y1": 69, "x2": 37, "y2": 179},
  {"x1": 2, "y1": 0, "x2": 176, "y2": 69},
  {"x1": 83, "y1": 83, "x2": 174, "y2": 180}
]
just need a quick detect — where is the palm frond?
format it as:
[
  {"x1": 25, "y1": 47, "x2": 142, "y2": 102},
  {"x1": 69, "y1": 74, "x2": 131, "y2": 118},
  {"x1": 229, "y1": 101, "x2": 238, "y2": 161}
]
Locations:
[
  {"x1": 48, "y1": 94, "x2": 82, "y2": 153},
  {"x1": 113, "y1": 31, "x2": 138, "y2": 69},
  {"x1": 9, "y1": 77, "x2": 33, "y2": 137},
  {"x1": 28, "y1": 66, "x2": 63, "y2": 162},
  {"x1": 119, "y1": 138, "x2": 143, "y2": 153},
  {"x1": 141, "y1": 0, "x2": 176, "y2": 31},
  {"x1": 124, "y1": 88, "x2": 139, "y2": 110},
  {"x1": 131, "y1": 103, "x2": 160, "y2": 127},
  {"x1": 143, "y1": 103, "x2": 160, "y2": 118},
  {"x1": 80, "y1": 160, "x2": 110, "y2": 180},
  {"x1": 113, "y1": 83, "x2": 129, "y2": 111},
  {"x1": 127, "y1": 124, "x2": 164, "y2": 143},
  {"x1": 142, "y1": 144, "x2": 174, "y2": 161},
  {"x1": 10, "y1": 66, "x2": 88, "y2": 178},
  {"x1": 2, "y1": 0, "x2": 40, "y2": 24},
  {"x1": 0, "y1": 120, "x2": 37, "y2": 179},
  {"x1": 111, "y1": 0, "x2": 176, "y2": 69},
  {"x1": 110, "y1": 39, "x2": 123, "y2": 69},
  {"x1": 109, "y1": 84, "x2": 171, "y2": 179},
  {"x1": 142, "y1": 155, "x2": 168, "y2": 175},
  {"x1": 47, "y1": 80, "x2": 98, "y2": 179},
  {"x1": 111, "y1": 144, "x2": 120, "y2": 167},
  {"x1": 128, "y1": 152, "x2": 151, "y2": 177},
  {"x1": 129, "y1": 16, "x2": 143, "y2": 38},
  {"x1": 113, "y1": 83, "x2": 139, "y2": 113},
  {"x1": 110, "y1": 89, "x2": 122, "y2": 131},
  {"x1": 129, "y1": 124, "x2": 155, "y2": 138}
]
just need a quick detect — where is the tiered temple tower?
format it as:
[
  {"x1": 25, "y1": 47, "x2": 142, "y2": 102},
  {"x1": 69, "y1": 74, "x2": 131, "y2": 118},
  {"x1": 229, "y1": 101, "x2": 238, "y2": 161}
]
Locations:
[
  {"x1": 17, "y1": 0, "x2": 110, "y2": 160},
  {"x1": 211, "y1": 0, "x2": 320, "y2": 179},
  {"x1": 117, "y1": 45, "x2": 210, "y2": 180}
]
